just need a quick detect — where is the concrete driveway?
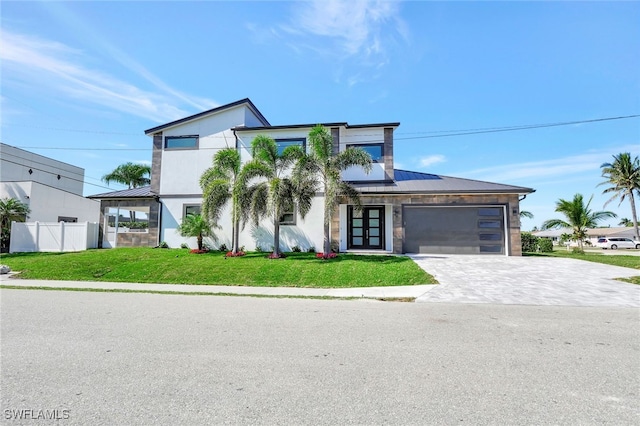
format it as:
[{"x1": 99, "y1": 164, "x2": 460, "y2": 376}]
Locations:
[{"x1": 410, "y1": 255, "x2": 640, "y2": 307}]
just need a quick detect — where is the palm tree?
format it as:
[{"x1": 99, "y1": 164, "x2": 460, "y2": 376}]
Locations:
[
  {"x1": 102, "y1": 162, "x2": 151, "y2": 222},
  {"x1": 293, "y1": 125, "x2": 373, "y2": 256},
  {"x1": 177, "y1": 213, "x2": 215, "y2": 251},
  {"x1": 618, "y1": 218, "x2": 633, "y2": 227},
  {"x1": 102, "y1": 162, "x2": 151, "y2": 189},
  {"x1": 0, "y1": 197, "x2": 31, "y2": 251},
  {"x1": 200, "y1": 148, "x2": 246, "y2": 255},
  {"x1": 520, "y1": 211, "x2": 534, "y2": 219},
  {"x1": 542, "y1": 193, "x2": 617, "y2": 251},
  {"x1": 239, "y1": 135, "x2": 312, "y2": 258},
  {"x1": 599, "y1": 152, "x2": 640, "y2": 240}
]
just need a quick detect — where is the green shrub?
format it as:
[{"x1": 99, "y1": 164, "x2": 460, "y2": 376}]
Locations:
[
  {"x1": 291, "y1": 245, "x2": 301, "y2": 252},
  {"x1": 218, "y1": 243, "x2": 228, "y2": 252},
  {"x1": 521, "y1": 232, "x2": 538, "y2": 252},
  {"x1": 180, "y1": 243, "x2": 189, "y2": 249},
  {"x1": 307, "y1": 246, "x2": 316, "y2": 253},
  {"x1": 538, "y1": 238, "x2": 553, "y2": 253},
  {"x1": 571, "y1": 247, "x2": 585, "y2": 254},
  {"x1": 157, "y1": 241, "x2": 169, "y2": 248}
]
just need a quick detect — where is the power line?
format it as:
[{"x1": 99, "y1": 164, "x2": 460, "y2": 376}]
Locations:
[
  {"x1": 395, "y1": 114, "x2": 640, "y2": 141},
  {"x1": 0, "y1": 157, "x2": 117, "y2": 191},
  {"x1": 3, "y1": 114, "x2": 638, "y2": 151}
]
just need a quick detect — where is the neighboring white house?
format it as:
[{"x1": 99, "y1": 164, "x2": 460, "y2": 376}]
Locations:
[
  {"x1": 92, "y1": 98, "x2": 535, "y2": 255},
  {"x1": 1, "y1": 143, "x2": 100, "y2": 223},
  {"x1": 533, "y1": 227, "x2": 639, "y2": 246}
]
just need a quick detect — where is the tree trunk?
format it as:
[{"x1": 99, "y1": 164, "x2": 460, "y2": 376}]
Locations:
[
  {"x1": 323, "y1": 182, "x2": 331, "y2": 256},
  {"x1": 628, "y1": 190, "x2": 640, "y2": 241},
  {"x1": 273, "y1": 216, "x2": 281, "y2": 257},
  {"x1": 197, "y1": 234, "x2": 203, "y2": 251},
  {"x1": 323, "y1": 221, "x2": 331, "y2": 256}
]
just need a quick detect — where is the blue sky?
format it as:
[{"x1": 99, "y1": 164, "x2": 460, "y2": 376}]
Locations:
[{"x1": 1, "y1": 0, "x2": 638, "y2": 231}]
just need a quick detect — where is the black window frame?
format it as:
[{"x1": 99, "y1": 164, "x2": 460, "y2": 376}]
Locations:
[
  {"x1": 165, "y1": 135, "x2": 199, "y2": 150},
  {"x1": 347, "y1": 143, "x2": 384, "y2": 163},
  {"x1": 274, "y1": 138, "x2": 306, "y2": 156}
]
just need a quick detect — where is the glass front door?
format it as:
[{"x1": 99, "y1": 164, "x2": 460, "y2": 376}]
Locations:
[{"x1": 348, "y1": 206, "x2": 385, "y2": 250}]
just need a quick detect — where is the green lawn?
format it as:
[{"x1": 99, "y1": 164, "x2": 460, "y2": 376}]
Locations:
[
  {"x1": 0, "y1": 248, "x2": 436, "y2": 288},
  {"x1": 525, "y1": 249, "x2": 640, "y2": 284}
]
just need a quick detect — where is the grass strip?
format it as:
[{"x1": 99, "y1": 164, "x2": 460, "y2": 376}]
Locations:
[
  {"x1": 0, "y1": 285, "x2": 368, "y2": 301},
  {"x1": 0, "y1": 248, "x2": 435, "y2": 288}
]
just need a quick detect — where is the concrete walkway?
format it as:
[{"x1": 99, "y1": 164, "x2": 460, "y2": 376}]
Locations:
[
  {"x1": 0, "y1": 274, "x2": 432, "y2": 299},
  {"x1": 410, "y1": 254, "x2": 640, "y2": 307}
]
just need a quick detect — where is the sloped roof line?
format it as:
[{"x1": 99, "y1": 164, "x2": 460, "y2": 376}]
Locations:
[
  {"x1": 232, "y1": 122, "x2": 401, "y2": 131},
  {"x1": 88, "y1": 186, "x2": 154, "y2": 199},
  {"x1": 144, "y1": 98, "x2": 270, "y2": 135},
  {"x1": 394, "y1": 168, "x2": 534, "y2": 192}
]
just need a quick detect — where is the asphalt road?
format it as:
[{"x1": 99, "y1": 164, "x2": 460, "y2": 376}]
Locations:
[{"x1": 1, "y1": 289, "x2": 639, "y2": 425}]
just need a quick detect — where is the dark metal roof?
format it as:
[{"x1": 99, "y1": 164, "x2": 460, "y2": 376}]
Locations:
[
  {"x1": 144, "y1": 98, "x2": 270, "y2": 135},
  {"x1": 88, "y1": 186, "x2": 154, "y2": 199},
  {"x1": 351, "y1": 169, "x2": 535, "y2": 195},
  {"x1": 233, "y1": 122, "x2": 400, "y2": 132}
]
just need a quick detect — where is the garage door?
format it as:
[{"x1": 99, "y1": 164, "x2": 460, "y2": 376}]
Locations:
[{"x1": 403, "y1": 206, "x2": 505, "y2": 254}]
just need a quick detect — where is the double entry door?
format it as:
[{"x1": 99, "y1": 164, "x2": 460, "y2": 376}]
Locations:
[{"x1": 347, "y1": 206, "x2": 385, "y2": 250}]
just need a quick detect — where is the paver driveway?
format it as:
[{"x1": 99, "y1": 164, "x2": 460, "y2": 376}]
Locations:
[{"x1": 411, "y1": 255, "x2": 640, "y2": 307}]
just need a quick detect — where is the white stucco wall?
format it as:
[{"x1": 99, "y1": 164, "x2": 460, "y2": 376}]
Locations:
[
  {"x1": 1, "y1": 181, "x2": 100, "y2": 223},
  {"x1": 159, "y1": 195, "x2": 325, "y2": 252},
  {"x1": 339, "y1": 127, "x2": 386, "y2": 181},
  {"x1": 0, "y1": 143, "x2": 85, "y2": 196},
  {"x1": 159, "y1": 105, "x2": 254, "y2": 196}
]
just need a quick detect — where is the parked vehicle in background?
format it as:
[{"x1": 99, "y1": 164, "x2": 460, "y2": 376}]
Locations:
[{"x1": 595, "y1": 237, "x2": 640, "y2": 250}]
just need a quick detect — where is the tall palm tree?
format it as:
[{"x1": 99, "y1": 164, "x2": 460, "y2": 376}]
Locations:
[
  {"x1": 293, "y1": 125, "x2": 373, "y2": 256},
  {"x1": 239, "y1": 135, "x2": 313, "y2": 258},
  {"x1": 599, "y1": 152, "x2": 640, "y2": 240},
  {"x1": 102, "y1": 162, "x2": 151, "y2": 189},
  {"x1": 542, "y1": 193, "x2": 617, "y2": 251},
  {"x1": 177, "y1": 213, "x2": 215, "y2": 251},
  {"x1": 102, "y1": 162, "x2": 151, "y2": 222},
  {"x1": 0, "y1": 197, "x2": 31, "y2": 250},
  {"x1": 200, "y1": 148, "x2": 246, "y2": 254}
]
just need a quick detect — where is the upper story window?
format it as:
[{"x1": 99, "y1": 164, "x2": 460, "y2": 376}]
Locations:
[
  {"x1": 348, "y1": 143, "x2": 384, "y2": 163},
  {"x1": 275, "y1": 138, "x2": 305, "y2": 155},
  {"x1": 165, "y1": 135, "x2": 198, "y2": 149}
]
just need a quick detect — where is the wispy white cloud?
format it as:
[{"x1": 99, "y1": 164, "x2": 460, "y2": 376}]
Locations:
[
  {"x1": 419, "y1": 154, "x2": 446, "y2": 168},
  {"x1": 0, "y1": 28, "x2": 215, "y2": 123},
  {"x1": 463, "y1": 145, "x2": 639, "y2": 184},
  {"x1": 255, "y1": 0, "x2": 408, "y2": 85}
]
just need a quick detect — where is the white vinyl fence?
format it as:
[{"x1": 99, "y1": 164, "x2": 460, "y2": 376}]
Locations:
[{"x1": 10, "y1": 221, "x2": 99, "y2": 253}]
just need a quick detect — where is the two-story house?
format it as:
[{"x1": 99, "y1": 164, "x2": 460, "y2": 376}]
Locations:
[
  {"x1": 1, "y1": 143, "x2": 100, "y2": 224},
  {"x1": 91, "y1": 98, "x2": 534, "y2": 255}
]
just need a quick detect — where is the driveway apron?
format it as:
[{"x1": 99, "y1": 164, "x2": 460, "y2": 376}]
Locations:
[{"x1": 410, "y1": 255, "x2": 640, "y2": 307}]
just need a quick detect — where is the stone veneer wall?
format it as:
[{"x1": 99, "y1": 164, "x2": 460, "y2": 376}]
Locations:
[
  {"x1": 150, "y1": 134, "x2": 163, "y2": 195},
  {"x1": 332, "y1": 193, "x2": 523, "y2": 256},
  {"x1": 97, "y1": 199, "x2": 160, "y2": 248}
]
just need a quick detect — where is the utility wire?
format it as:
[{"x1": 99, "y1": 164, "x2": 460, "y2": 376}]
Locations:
[
  {"x1": 3, "y1": 114, "x2": 638, "y2": 151},
  {"x1": 0, "y1": 157, "x2": 124, "y2": 192}
]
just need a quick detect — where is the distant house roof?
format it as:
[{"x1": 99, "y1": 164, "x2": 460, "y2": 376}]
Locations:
[
  {"x1": 88, "y1": 186, "x2": 154, "y2": 199},
  {"x1": 144, "y1": 98, "x2": 270, "y2": 135},
  {"x1": 351, "y1": 169, "x2": 535, "y2": 195}
]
